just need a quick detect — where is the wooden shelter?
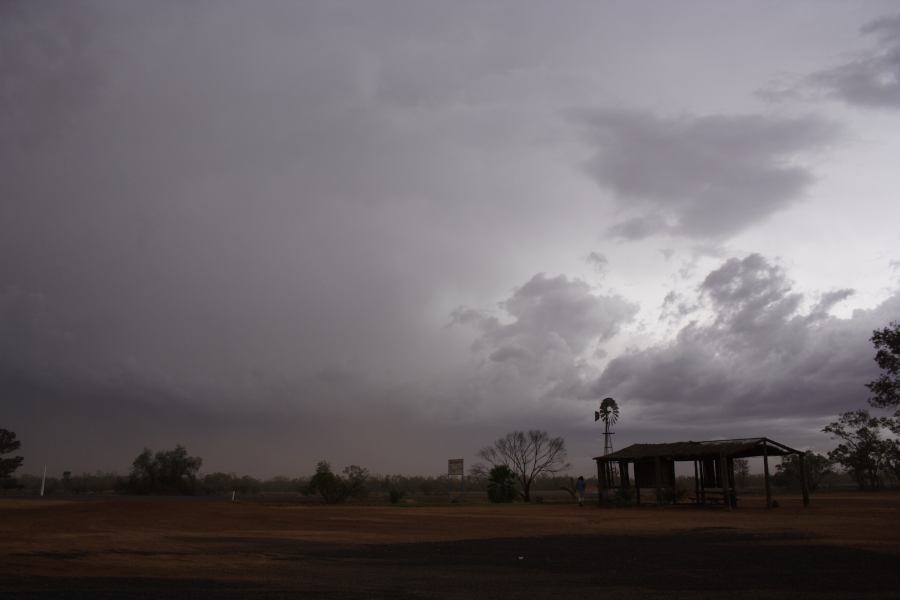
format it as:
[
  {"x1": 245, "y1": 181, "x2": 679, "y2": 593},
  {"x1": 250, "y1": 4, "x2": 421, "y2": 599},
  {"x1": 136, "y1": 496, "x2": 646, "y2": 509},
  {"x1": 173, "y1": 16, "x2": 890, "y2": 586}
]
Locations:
[{"x1": 593, "y1": 437, "x2": 808, "y2": 510}]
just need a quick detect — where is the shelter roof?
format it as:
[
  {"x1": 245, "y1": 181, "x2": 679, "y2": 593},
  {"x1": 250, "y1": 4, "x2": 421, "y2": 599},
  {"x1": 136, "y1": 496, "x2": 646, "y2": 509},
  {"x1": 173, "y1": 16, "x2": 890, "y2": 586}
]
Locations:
[{"x1": 593, "y1": 437, "x2": 800, "y2": 462}]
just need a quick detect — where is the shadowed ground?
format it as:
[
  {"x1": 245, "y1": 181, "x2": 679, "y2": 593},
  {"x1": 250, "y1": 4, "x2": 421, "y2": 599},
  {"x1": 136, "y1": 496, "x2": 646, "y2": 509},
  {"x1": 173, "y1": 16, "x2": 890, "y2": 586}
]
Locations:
[{"x1": 2, "y1": 493, "x2": 898, "y2": 599}]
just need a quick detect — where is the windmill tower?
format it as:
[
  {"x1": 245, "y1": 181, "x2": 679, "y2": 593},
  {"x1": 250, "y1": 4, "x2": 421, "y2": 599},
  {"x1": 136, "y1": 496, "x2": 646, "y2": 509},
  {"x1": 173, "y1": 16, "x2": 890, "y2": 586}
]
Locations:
[{"x1": 595, "y1": 397, "x2": 619, "y2": 487}]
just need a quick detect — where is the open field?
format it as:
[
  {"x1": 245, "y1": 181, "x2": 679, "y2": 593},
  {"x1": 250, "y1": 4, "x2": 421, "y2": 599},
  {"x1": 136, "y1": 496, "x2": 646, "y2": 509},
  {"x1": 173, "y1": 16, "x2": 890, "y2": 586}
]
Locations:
[{"x1": 2, "y1": 492, "x2": 899, "y2": 599}]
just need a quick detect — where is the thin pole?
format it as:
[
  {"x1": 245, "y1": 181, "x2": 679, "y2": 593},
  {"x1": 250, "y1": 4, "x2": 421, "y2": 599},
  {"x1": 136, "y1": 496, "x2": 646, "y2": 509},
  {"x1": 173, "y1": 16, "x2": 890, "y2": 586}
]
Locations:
[
  {"x1": 40, "y1": 465, "x2": 47, "y2": 497},
  {"x1": 763, "y1": 442, "x2": 772, "y2": 509}
]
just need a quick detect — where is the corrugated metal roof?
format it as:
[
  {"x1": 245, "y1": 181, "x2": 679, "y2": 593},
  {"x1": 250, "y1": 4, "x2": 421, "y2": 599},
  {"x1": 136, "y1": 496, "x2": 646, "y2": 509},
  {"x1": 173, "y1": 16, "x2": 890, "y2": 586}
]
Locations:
[{"x1": 593, "y1": 437, "x2": 800, "y2": 462}]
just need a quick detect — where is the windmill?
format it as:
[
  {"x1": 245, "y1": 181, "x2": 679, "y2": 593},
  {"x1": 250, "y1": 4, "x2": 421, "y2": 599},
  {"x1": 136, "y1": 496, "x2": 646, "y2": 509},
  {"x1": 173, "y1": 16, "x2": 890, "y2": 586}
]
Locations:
[
  {"x1": 595, "y1": 397, "x2": 619, "y2": 455},
  {"x1": 595, "y1": 397, "x2": 619, "y2": 487}
]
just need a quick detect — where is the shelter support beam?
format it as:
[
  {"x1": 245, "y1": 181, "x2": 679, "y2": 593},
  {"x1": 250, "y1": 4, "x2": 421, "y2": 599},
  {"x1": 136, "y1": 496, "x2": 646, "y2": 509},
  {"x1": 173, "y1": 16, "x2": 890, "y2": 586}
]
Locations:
[
  {"x1": 693, "y1": 460, "x2": 700, "y2": 506},
  {"x1": 763, "y1": 442, "x2": 772, "y2": 509},
  {"x1": 719, "y1": 453, "x2": 731, "y2": 511},
  {"x1": 654, "y1": 456, "x2": 662, "y2": 505},
  {"x1": 799, "y1": 453, "x2": 810, "y2": 507},
  {"x1": 596, "y1": 459, "x2": 603, "y2": 506}
]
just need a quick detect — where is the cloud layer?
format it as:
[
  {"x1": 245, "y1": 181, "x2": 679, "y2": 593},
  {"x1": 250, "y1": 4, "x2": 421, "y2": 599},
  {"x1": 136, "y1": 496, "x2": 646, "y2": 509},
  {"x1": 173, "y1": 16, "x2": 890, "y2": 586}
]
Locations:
[
  {"x1": 575, "y1": 109, "x2": 838, "y2": 240},
  {"x1": 811, "y1": 14, "x2": 900, "y2": 109}
]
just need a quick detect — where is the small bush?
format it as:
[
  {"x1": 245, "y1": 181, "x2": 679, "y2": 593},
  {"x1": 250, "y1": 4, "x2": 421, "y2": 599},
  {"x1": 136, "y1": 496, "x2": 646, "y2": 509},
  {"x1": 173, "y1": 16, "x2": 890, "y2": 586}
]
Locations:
[{"x1": 487, "y1": 465, "x2": 517, "y2": 503}]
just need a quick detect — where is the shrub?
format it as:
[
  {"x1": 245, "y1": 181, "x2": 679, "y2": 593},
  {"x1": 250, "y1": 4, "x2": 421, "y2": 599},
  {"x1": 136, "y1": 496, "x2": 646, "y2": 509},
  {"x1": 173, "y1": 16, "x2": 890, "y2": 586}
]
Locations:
[
  {"x1": 303, "y1": 461, "x2": 369, "y2": 504},
  {"x1": 487, "y1": 465, "x2": 517, "y2": 503}
]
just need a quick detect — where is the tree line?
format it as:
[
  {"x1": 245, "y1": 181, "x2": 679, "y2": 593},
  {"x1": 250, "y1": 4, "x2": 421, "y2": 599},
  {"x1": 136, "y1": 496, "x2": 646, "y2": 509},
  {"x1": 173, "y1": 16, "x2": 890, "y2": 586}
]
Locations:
[{"x1": 3, "y1": 322, "x2": 898, "y2": 498}]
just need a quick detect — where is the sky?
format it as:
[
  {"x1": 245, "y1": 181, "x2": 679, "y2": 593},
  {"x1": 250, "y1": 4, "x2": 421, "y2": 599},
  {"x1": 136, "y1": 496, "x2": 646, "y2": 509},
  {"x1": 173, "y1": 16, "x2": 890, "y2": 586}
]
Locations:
[{"x1": 2, "y1": 1, "x2": 899, "y2": 478}]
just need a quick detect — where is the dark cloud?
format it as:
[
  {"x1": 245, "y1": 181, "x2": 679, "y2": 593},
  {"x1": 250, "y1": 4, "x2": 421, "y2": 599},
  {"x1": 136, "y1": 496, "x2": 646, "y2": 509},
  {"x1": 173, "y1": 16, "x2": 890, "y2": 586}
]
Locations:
[
  {"x1": 809, "y1": 14, "x2": 900, "y2": 109},
  {"x1": 0, "y1": 2, "x2": 105, "y2": 154},
  {"x1": 1, "y1": 3, "x2": 895, "y2": 475},
  {"x1": 586, "y1": 251, "x2": 608, "y2": 275},
  {"x1": 595, "y1": 254, "x2": 896, "y2": 444},
  {"x1": 659, "y1": 290, "x2": 697, "y2": 326},
  {"x1": 574, "y1": 109, "x2": 838, "y2": 240}
]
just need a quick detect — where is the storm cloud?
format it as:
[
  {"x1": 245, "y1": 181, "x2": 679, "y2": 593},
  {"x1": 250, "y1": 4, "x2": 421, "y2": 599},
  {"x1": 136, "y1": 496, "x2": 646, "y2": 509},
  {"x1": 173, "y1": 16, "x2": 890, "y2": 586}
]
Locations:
[
  {"x1": 810, "y1": 14, "x2": 900, "y2": 109},
  {"x1": 575, "y1": 109, "x2": 839, "y2": 240},
  {"x1": 1, "y1": 3, "x2": 898, "y2": 476}
]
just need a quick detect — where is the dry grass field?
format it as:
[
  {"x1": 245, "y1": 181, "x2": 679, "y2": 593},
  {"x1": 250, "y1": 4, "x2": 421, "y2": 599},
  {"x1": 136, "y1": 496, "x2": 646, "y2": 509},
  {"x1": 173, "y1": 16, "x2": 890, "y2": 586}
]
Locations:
[{"x1": 2, "y1": 492, "x2": 899, "y2": 599}]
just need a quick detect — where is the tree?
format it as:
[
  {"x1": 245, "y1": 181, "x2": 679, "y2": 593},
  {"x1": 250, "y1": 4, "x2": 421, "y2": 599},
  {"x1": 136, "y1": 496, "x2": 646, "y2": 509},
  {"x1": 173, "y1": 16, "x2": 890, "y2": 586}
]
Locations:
[
  {"x1": 0, "y1": 428, "x2": 24, "y2": 481},
  {"x1": 774, "y1": 452, "x2": 833, "y2": 492},
  {"x1": 486, "y1": 465, "x2": 517, "y2": 503},
  {"x1": 867, "y1": 321, "x2": 900, "y2": 410},
  {"x1": 303, "y1": 461, "x2": 369, "y2": 504},
  {"x1": 478, "y1": 430, "x2": 569, "y2": 502},
  {"x1": 125, "y1": 445, "x2": 202, "y2": 495},
  {"x1": 467, "y1": 462, "x2": 489, "y2": 481},
  {"x1": 822, "y1": 322, "x2": 900, "y2": 489},
  {"x1": 342, "y1": 464, "x2": 370, "y2": 500},
  {"x1": 823, "y1": 411, "x2": 893, "y2": 490}
]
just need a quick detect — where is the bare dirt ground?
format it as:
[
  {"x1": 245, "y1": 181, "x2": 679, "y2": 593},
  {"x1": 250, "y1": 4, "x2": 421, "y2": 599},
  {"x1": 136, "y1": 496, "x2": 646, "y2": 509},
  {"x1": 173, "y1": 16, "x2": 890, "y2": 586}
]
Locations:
[{"x1": 2, "y1": 492, "x2": 899, "y2": 599}]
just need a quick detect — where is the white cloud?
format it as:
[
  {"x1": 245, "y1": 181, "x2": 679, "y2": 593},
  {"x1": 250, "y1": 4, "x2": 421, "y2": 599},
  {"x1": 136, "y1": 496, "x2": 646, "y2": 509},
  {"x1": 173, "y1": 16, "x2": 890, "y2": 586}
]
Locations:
[{"x1": 596, "y1": 254, "x2": 896, "y2": 434}]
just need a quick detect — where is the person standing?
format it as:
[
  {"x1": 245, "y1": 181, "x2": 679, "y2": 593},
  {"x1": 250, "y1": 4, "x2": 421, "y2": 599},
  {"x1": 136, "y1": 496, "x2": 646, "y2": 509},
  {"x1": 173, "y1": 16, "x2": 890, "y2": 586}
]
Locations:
[{"x1": 575, "y1": 476, "x2": 586, "y2": 507}]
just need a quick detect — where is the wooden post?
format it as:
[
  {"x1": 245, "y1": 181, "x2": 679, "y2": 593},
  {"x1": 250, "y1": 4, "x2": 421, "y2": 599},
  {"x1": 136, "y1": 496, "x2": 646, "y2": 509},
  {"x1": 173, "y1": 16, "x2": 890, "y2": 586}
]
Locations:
[
  {"x1": 799, "y1": 453, "x2": 810, "y2": 508},
  {"x1": 699, "y1": 459, "x2": 706, "y2": 505},
  {"x1": 763, "y1": 442, "x2": 772, "y2": 509},
  {"x1": 693, "y1": 460, "x2": 700, "y2": 506},
  {"x1": 719, "y1": 453, "x2": 731, "y2": 511},
  {"x1": 654, "y1": 456, "x2": 662, "y2": 505},
  {"x1": 596, "y1": 459, "x2": 603, "y2": 506},
  {"x1": 727, "y1": 458, "x2": 736, "y2": 508},
  {"x1": 635, "y1": 463, "x2": 641, "y2": 506}
]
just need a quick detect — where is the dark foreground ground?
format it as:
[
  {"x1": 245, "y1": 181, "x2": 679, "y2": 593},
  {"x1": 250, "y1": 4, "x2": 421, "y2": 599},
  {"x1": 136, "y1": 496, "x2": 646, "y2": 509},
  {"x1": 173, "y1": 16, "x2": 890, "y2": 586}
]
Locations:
[{"x1": 3, "y1": 493, "x2": 899, "y2": 599}]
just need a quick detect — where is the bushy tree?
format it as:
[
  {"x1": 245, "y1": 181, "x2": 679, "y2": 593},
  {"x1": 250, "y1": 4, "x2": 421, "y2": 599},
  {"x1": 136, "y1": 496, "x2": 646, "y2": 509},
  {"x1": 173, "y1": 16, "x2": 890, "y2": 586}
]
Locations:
[
  {"x1": 0, "y1": 428, "x2": 24, "y2": 481},
  {"x1": 125, "y1": 445, "x2": 202, "y2": 495},
  {"x1": 774, "y1": 452, "x2": 833, "y2": 492},
  {"x1": 478, "y1": 430, "x2": 569, "y2": 502},
  {"x1": 303, "y1": 461, "x2": 369, "y2": 504},
  {"x1": 868, "y1": 322, "x2": 900, "y2": 479},
  {"x1": 824, "y1": 411, "x2": 893, "y2": 490},
  {"x1": 823, "y1": 322, "x2": 900, "y2": 489},
  {"x1": 486, "y1": 465, "x2": 517, "y2": 503},
  {"x1": 867, "y1": 321, "x2": 900, "y2": 411},
  {"x1": 342, "y1": 464, "x2": 370, "y2": 499}
]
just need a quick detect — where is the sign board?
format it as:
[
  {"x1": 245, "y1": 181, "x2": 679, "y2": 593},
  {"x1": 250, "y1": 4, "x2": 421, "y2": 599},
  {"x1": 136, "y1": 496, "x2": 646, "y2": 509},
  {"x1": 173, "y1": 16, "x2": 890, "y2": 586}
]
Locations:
[{"x1": 448, "y1": 459, "x2": 464, "y2": 477}]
